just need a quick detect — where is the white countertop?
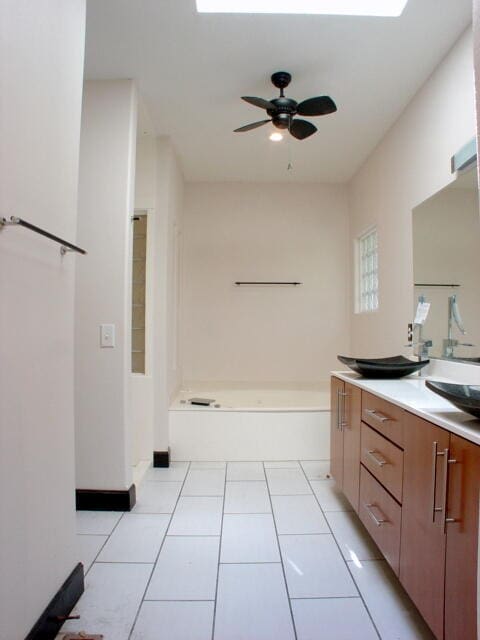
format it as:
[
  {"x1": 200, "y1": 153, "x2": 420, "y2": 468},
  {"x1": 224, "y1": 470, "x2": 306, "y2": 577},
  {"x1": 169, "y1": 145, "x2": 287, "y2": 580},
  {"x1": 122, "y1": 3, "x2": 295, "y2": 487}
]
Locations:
[{"x1": 332, "y1": 370, "x2": 480, "y2": 446}]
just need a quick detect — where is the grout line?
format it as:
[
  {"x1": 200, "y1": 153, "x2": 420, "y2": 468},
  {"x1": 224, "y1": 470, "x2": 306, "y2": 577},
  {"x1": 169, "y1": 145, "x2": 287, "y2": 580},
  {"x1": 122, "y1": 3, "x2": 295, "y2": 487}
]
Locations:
[
  {"x1": 219, "y1": 561, "x2": 282, "y2": 565},
  {"x1": 264, "y1": 461, "x2": 299, "y2": 640},
  {"x1": 94, "y1": 561, "x2": 157, "y2": 565},
  {"x1": 143, "y1": 598, "x2": 216, "y2": 602},
  {"x1": 126, "y1": 461, "x2": 192, "y2": 640},
  {"x1": 210, "y1": 461, "x2": 228, "y2": 640},
  {"x1": 82, "y1": 512, "x2": 126, "y2": 577},
  {"x1": 297, "y1": 463, "x2": 382, "y2": 640},
  {"x1": 290, "y1": 595, "x2": 362, "y2": 600}
]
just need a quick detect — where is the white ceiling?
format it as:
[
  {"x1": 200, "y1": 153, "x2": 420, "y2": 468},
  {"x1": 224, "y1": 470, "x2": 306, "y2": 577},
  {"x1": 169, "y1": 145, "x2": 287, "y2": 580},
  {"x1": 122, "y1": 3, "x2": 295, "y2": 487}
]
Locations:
[{"x1": 85, "y1": 0, "x2": 472, "y2": 183}]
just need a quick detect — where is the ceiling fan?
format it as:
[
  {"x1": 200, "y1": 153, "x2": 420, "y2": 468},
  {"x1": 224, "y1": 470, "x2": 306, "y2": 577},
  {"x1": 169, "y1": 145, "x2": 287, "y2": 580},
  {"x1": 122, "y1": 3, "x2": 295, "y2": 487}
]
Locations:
[{"x1": 234, "y1": 71, "x2": 337, "y2": 140}]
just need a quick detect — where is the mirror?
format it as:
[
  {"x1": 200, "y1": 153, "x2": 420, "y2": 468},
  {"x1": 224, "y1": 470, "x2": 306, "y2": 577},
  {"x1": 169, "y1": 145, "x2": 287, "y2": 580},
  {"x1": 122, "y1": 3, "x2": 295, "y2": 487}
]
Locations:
[{"x1": 412, "y1": 163, "x2": 480, "y2": 364}]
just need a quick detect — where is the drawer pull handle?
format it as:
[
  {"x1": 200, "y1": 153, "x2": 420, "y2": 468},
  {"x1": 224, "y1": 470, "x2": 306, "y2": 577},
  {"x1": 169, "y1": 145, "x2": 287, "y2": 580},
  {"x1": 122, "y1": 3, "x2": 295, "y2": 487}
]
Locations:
[
  {"x1": 365, "y1": 409, "x2": 391, "y2": 423},
  {"x1": 365, "y1": 503, "x2": 388, "y2": 527},
  {"x1": 366, "y1": 449, "x2": 388, "y2": 467}
]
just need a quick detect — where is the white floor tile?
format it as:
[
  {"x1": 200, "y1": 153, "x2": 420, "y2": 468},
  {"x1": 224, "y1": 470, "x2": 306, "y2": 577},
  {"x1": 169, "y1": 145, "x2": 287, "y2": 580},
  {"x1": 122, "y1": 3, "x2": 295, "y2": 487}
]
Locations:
[
  {"x1": 224, "y1": 481, "x2": 271, "y2": 513},
  {"x1": 96, "y1": 513, "x2": 169, "y2": 563},
  {"x1": 168, "y1": 497, "x2": 223, "y2": 536},
  {"x1": 133, "y1": 481, "x2": 182, "y2": 513},
  {"x1": 76, "y1": 511, "x2": 122, "y2": 535},
  {"x1": 190, "y1": 461, "x2": 227, "y2": 469},
  {"x1": 272, "y1": 495, "x2": 329, "y2": 534},
  {"x1": 300, "y1": 460, "x2": 331, "y2": 480},
  {"x1": 227, "y1": 461, "x2": 265, "y2": 481},
  {"x1": 76, "y1": 534, "x2": 107, "y2": 573},
  {"x1": 182, "y1": 469, "x2": 225, "y2": 496},
  {"x1": 132, "y1": 601, "x2": 214, "y2": 640},
  {"x1": 348, "y1": 560, "x2": 435, "y2": 639},
  {"x1": 145, "y1": 461, "x2": 190, "y2": 482},
  {"x1": 214, "y1": 563, "x2": 295, "y2": 640},
  {"x1": 266, "y1": 468, "x2": 312, "y2": 495},
  {"x1": 146, "y1": 536, "x2": 220, "y2": 600},
  {"x1": 326, "y1": 511, "x2": 382, "y2": 562},
  {"x1": 264, "y1": 461, "x2": 299, "y2": 468},
  {"x1": 221, "y1": 514, "x2": 280, "y2": 563},
  {"x1": 61, "y1": 563, "x2": 152, "y2": 640},
  {"x1": 310, "y1": 479, "x2": 353, "y2": 511},
  {"x1": 279, "y1": 534, "x2": 358, "y2": 598},
  {"x1": 292, "y1": 598, "x2": 379, "y2": 640}
]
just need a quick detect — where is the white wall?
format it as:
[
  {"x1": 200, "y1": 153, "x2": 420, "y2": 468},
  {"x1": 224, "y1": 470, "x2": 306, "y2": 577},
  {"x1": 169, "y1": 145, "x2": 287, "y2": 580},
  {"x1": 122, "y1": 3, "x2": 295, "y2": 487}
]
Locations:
[
  {"x1": 132, "y1": 136, "x2": 184, "y2": 455},
  {"x1": 0, "y1": 2, "x2": 86, "y2": 638},
  {"x1": 152, "y1": 138, "x2": 184, "y2": 451},
  {"x1": 181, "y1": 182, "x2": 350, "y2": 384},
  {"x1": 75, "y1": 80, "x2": 138, "y2": 490},
  {"x1": 348, "y1": 28, "x2": 476, "y2": 357},
  {"x1": 413, "y1": 186, "x2": 480, "y2": 359}
]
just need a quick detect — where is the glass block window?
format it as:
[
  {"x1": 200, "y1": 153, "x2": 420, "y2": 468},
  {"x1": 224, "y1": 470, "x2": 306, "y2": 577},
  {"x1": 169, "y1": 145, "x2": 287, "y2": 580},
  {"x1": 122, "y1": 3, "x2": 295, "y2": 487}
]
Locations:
[
  {"x1": 132, "y1": 213, "x2": 147, "y2": 373},
  {"x1": 357, "y1": 227, "x2": 378, "y2": 313}
]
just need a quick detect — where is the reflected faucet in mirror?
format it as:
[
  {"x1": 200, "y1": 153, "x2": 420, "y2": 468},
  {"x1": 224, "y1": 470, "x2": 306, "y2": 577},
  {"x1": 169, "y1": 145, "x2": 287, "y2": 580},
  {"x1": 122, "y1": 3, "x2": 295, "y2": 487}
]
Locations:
[{"x1": 442, "y1": 294, "x2": 475, "y2": 358}]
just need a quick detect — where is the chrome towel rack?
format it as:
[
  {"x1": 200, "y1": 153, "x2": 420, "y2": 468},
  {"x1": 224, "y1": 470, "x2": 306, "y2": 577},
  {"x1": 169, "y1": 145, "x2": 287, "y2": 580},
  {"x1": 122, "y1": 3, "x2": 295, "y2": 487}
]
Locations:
[
  {"x1": 0, "y1": 216, "x2": 87, "y2": 255},
  {"x1": 235, "y1": 281, "x2": 302, "y2": 286}
]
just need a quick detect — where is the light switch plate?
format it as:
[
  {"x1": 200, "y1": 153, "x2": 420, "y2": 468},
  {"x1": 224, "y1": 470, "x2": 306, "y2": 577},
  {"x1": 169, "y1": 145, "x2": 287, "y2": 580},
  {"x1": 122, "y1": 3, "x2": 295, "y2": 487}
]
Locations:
[{"x1": 100, "y1": 323, "x2": 115, "y2": 348}]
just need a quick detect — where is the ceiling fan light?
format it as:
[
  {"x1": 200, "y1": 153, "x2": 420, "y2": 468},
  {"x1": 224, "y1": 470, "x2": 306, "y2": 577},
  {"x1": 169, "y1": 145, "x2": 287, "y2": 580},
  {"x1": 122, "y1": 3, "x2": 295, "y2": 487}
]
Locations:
[
  {"x1": 196, "y1": 0, "x2": 409, "y2": 17},
  {"x1": 269, "y1": 132, "x2": 284, "y2": 141}
]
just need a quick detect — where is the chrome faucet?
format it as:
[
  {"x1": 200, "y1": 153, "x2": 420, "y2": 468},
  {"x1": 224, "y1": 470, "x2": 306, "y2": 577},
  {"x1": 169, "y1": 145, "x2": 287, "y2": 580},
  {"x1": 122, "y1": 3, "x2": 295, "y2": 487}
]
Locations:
[
  {"x1": 406, "y1": 296, "x2": 432, "y2": 361},
  {"x1": 442, "y1": 294, "x2": 474, "y2": 358}
]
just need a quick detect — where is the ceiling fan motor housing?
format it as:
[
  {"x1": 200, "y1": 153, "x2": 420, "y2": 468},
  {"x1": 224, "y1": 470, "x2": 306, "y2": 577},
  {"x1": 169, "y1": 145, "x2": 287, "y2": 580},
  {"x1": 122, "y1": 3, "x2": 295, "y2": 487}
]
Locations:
[{"x1": 268, "y1": 97, "x2": 298, "y2": 129}]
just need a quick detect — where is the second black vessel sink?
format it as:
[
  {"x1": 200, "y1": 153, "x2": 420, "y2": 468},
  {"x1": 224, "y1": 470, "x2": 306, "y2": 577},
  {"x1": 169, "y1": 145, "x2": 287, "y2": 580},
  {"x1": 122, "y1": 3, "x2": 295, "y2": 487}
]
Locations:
[
  {"x1": 425, "y1": 380, "x2": 480, "y2": 419},
  {"x1": 338, "y1": 355, "x2": 429, "y2": 379}
]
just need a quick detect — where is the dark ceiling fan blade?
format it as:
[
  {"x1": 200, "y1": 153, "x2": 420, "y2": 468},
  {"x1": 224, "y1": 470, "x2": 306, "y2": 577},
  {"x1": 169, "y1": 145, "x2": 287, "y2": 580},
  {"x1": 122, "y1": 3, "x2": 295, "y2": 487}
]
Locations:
[
  {"x1": 234, "y1": 119, "x2": 272, "y2": 133},
  {"x1": 242, "y1": 96, "x2": 276, "y2": 110},
  {"x1": 289, "y1": 119, "x2": 317, "y2": 140},
  {"x1": 296, "y1": 96, "x2": 337, "y2": 117}
]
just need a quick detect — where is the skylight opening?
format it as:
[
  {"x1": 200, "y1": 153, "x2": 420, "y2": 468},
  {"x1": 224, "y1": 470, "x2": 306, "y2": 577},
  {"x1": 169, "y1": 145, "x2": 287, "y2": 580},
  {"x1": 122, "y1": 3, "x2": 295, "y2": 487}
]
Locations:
[{"x1": 196, "y1": 0, "x2": 409, "y2": 17}]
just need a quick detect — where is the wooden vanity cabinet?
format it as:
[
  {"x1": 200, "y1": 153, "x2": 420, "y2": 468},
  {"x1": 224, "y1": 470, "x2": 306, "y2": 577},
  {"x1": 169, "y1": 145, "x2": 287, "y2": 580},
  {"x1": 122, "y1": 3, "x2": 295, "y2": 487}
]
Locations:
[
  {"x1": 444, "y1": 434, "x2": 480, "y2": 640},
  {"x1": 399, "y1": 413, "x2": 449, "y2": 640},
  {"x1": 330, "y1": 377, "x2": 362, "y2": 511},
  {"x1": 330, "y1": 378, "x2": 480, "y2": 640},
  {"x1": 400, "y1": 413, "x2": 480, "y2": 640}
]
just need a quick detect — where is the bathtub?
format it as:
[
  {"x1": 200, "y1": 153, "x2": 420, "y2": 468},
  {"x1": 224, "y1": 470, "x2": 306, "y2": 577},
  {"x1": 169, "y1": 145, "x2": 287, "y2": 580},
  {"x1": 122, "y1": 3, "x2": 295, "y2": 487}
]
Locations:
[{"x1": 169, "y1": 382, "x2": 331, "y2": 461}]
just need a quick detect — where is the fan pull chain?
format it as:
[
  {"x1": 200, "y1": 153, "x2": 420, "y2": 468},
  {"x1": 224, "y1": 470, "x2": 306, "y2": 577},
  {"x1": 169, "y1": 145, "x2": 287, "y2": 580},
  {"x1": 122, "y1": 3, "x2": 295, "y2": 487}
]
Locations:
[{"x1": 287, "y1": 132, "x2": 293, "y2": 171}]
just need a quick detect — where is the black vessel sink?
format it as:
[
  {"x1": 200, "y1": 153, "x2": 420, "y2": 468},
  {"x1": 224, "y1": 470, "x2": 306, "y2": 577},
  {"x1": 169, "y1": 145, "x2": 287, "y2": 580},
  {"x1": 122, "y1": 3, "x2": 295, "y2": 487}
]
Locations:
[
  {"x1": 425, "y1": 380, "x2": 480, "y2": 419},
  {"x1": 338, "y1": 355, "x2": 429, "y2": 379}
]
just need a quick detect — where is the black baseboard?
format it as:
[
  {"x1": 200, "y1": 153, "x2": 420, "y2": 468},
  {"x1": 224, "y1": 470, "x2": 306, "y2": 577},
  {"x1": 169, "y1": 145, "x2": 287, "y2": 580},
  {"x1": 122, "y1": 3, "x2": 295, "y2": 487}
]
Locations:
[
  {"x1": 76, "y1": 483, "x2": 136, "y2": 511},
  {"x1": 153, "y1": 449, "x2": 170, "y2": 468},
  {"x1": 25, "y1": 562, "x2": 84, "y2": 640}
]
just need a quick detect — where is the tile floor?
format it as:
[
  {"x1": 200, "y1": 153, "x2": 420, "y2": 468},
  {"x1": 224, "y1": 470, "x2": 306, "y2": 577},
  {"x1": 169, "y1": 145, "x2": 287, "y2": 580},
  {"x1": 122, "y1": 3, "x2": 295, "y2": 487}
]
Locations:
[{"x1": 61, "y1": 460, "x2": 435, "y2": 640}]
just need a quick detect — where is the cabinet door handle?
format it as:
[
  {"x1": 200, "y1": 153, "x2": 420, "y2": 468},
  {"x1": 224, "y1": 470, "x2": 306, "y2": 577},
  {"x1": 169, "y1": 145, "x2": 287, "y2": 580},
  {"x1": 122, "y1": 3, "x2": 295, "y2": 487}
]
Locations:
[
  {"x1": 366, "y1": 449, "x2": 388, "y2": 467},
  {"x1": 441, "y1": 448, "x2": 457, "y2": 533},
  {"x1": 365, "y1": 408, "x2": 390, "y2": 423},
  {"x1": 336, "y1": 389, "x2": 341, "y2": 431},
  {"x1": 364, "y1": 503, "x2": 388, "y2": 527},
  {"x1": 431, "y1": 441, "x2": 442, "y2": 521},
  {"x1": 431, "y1": 442, "x2": 457, "y2": 526},
  {"x1": 339, "y1": 391, "x2": 348, "y2": 430}
]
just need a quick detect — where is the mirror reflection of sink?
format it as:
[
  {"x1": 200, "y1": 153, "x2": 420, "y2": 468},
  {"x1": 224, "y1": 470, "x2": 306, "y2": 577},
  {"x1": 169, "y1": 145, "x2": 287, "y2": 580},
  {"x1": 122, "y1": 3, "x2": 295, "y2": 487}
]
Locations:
[{"x1": 425, "y1": 380, "x2": 480, "y2": 419}]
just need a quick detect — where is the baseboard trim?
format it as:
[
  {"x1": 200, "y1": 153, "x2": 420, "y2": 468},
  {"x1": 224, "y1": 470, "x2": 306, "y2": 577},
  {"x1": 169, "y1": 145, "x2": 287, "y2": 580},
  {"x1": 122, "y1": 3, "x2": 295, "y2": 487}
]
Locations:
[
  {"x1": 153, "y1": 449, "x2": 170, "y2": 468},
  {"x1": 25, "y1": 562, "x2": 84, "y2": 640},
  {"x1": 76, "y1": 484, "x2": 136, "y2": 511}
]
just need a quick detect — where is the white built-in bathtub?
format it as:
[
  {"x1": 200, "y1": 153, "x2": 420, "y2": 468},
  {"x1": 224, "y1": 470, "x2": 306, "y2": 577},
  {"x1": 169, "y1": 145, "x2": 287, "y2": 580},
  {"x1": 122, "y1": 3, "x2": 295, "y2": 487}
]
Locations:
[{"x1": 169, "y1": 383, "x2": 331, "y2": 461}]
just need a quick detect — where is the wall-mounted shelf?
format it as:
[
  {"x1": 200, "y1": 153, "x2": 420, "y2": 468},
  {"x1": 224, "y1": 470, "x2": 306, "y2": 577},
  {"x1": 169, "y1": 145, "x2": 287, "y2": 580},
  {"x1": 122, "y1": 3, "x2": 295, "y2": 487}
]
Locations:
[{"x1": 414, "y1": 283, "x2": 460, "y2": 288}]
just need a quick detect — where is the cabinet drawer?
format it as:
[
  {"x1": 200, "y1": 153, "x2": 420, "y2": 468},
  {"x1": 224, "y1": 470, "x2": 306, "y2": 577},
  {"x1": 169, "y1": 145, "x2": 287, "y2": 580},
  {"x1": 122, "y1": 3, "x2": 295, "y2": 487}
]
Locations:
[
  {"x1": 361, "y1": 423, "x2": 404, "y2": 502},
  {"x1": 359, "y1": 466, "x2": 402, "y2": 575},
  {"x1": 362, "y1": 391, "x2": 404, "y2": 447}
]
